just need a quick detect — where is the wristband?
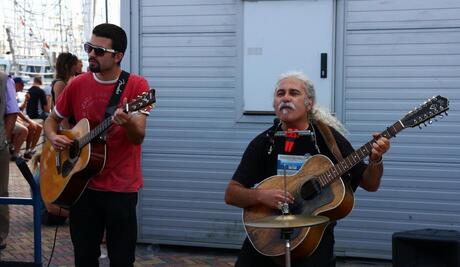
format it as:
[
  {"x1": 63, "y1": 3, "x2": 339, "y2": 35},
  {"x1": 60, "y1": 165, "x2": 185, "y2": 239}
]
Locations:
[{"x1": 369, "y1": 156, "x2": 383, "y2": 165}]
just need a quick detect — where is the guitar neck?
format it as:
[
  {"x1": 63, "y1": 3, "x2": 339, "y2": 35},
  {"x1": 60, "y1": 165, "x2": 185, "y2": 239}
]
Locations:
[
  {"x1": 318, "y1": 120, "x2": 404, "y2": 187},
  {"x1": 78, "y1": 117, "x2": 113, "y2": 148}
]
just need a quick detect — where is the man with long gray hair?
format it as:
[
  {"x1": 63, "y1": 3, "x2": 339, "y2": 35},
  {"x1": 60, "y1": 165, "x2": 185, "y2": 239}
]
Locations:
[{"x1": 225, "y1": 71, "x2": 390, "y2": 266}]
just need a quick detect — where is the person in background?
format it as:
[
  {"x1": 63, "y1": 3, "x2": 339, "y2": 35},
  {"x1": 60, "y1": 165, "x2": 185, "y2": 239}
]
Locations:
[
  {"x1": 51, "y1": 52, "x2": 79, "y2": 129},
  {"x1": 225, "y1": 71, "x2": 390, "y2": 267},
  {"x1": 44, "y1": 23, "x2": 153, "y2": 267},
  {"x1": 0, "y1": 71, "x2": 19, "y2": 249},
  {"x1": 11, "y1": 77, "x2": 43, "y2": 160},
  {"x1": 13, "y1": 77, "x2": 28, "y2": 112},
  {"x1": 43, "y1": 83, "x2": 52, "y2": 113},
  {"x1": 9, "y1": 119, "x2": 28, "y2": 161},
  {"x1": 75, "y1": 59, "x2": 84, "y2": 76},
  {"x1": 51, "y1": 52, "x2": 79, "y2": 106},
  {"x1": 16, "y1": 112, "x2": 43, "y2": 159},
  {"x1": 25, "y1": 76, "x2": 49, "y2": 120}
]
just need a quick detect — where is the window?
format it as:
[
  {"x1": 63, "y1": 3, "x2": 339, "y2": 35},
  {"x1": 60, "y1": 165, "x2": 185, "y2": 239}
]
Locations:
[{"x1": 242, "y1": 0, "x2": 334, "y2": 113}]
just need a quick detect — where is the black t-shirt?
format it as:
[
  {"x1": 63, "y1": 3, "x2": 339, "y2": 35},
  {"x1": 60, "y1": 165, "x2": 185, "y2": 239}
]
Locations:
[
  {"x1": 26, "y1": 85, "x2": 48, "y2": 119},
  {"x1": 232, "y1": 122, "x2": 368, "y2": 267}
]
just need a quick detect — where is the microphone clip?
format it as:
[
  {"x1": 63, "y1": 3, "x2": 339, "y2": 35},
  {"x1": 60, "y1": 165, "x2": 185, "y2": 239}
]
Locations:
[{"x1": 284, "y1": 129, "x2": 299, "y2": 153}]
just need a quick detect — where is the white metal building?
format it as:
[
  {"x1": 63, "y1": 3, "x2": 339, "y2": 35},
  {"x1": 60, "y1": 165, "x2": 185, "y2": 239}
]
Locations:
[{"x1": 120, "y1": 0, "x2": 460, "y2": 259}]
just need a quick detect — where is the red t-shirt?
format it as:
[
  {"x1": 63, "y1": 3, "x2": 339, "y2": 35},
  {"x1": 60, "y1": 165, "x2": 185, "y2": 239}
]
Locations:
[{"x1": 55, "y1": 72, "x2": 151, "y2": 192}]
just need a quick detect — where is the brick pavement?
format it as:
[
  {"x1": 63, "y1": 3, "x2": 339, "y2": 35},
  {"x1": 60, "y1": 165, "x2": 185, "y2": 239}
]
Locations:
[
  {"x1": 0, "y1": 160, "x2": 237, "y2": 266},
  {"x1": 1, "y1": 160, "x2": 391, "y2": 267}
]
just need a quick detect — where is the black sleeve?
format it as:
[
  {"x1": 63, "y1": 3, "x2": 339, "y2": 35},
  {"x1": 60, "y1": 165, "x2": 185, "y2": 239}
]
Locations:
[
  {"x1": 40, "y1": 90, "x2": 47, "y2": 107},
  {"x1": 330, "y1": 128, "x2": 368, "y2": 191},
  {"x1": 231, "y1": 128, "x2": 276, "y2": 189},
  {"x1": 232, "y1": 137, "x2": 265, "y2": 188}
]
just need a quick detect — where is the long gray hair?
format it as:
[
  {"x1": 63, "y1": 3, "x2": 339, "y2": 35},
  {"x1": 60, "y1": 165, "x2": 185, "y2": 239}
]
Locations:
[{"x1": 275, "y1": 70, "x2": 347, "y2": 135}]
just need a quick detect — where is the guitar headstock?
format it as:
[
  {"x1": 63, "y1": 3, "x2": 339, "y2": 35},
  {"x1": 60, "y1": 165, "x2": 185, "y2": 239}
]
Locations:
[
  {"x1": 401, "y1": 95, "x2": 449, "y2": 128},
  {"x1": 126, "y1": 88, "x2": 156, "y2": 113}
]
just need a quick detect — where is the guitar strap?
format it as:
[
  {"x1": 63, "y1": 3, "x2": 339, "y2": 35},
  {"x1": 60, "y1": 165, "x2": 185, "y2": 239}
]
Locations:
[
  {"x1": 99, "y1": 70, "x2": 130, "y2": 139},
  {"x1": 314, "y1": 119, "x2": 343, "y2": 161},
  {"x1": 104, "y1": 70, "x2": 130, "y2": 119},
  {"x1": 315, "y1": 119, "x2": 359, "y2": 195}
]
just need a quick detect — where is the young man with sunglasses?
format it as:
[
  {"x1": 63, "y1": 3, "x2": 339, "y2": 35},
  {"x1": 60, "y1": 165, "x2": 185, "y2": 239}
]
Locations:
[{"x1": 44, "y1": 23, "x2": 152, "y2": 267}]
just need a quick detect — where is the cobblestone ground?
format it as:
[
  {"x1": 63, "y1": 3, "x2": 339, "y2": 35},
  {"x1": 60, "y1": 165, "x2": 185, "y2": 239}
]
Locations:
[{"x1": 1, "y1": 160, "x2": 391, "y2": 267}]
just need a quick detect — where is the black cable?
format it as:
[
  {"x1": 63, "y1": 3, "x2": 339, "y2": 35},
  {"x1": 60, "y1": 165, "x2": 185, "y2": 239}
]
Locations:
[
  {"x1": 266, "y1": 118, "x2": 281, "y2": 155},
  {"x1": 46, "y1": 208, "x2": 62, "y2": 267},
  {"x1": 14, "y1": 134, "x2": 46, "y2": 152}
]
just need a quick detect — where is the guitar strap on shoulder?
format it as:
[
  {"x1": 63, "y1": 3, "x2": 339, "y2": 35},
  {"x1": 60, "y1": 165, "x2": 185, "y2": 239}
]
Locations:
[
  {"x1": 104, "y1": 70, "x2": 130, "y2": 119},
  {"x1": 315, "y1": 119, "x2": 360, "y2": 191},
  {"x1": 99, "y1": 70, "x2": 130, "y2": 140},
  {"x1": 314, "y1": 119, "x2": 343, "y2": 161}
]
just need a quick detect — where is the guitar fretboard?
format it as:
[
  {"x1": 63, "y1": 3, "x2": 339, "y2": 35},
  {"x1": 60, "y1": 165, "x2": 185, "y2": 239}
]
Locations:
[
  {"x1": 78, "y1": 116, "x2": 114, "y2": 149},
  {"x1": 316, "y1": 120, "x2": 404, "y2": 187},
  {"x1": 72, "y1": 89, "x2": 155, "y2": 150}
]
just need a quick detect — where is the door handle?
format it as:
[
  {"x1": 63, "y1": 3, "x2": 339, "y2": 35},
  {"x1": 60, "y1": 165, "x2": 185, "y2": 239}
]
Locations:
[{"x1": 321, "y1": 53, "x2": 327, "y2": 78}]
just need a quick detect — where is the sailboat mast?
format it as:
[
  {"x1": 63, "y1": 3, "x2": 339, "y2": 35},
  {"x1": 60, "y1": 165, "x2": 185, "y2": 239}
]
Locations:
[{"x1": 5, "y1": 27, "x2": 17, "y2": 76}]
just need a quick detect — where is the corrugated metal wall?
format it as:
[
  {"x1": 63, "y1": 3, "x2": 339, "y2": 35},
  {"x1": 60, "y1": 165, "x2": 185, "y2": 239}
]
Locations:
[
  {"x1": 136, "y1": 0, "x2": 460, "y2": 259},
  {"x1": 137, "y1": 0, "x2": 264, "y2": 248},
  {"x1": 336, "y1": 0, "x2": 460, "y2": 258}
]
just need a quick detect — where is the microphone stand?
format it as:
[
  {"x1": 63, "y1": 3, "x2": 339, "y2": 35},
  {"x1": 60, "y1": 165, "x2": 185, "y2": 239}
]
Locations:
[
  {"x1": 275, "y1": 130, "x2": 314, "y2": 137},
  {"x1": 281, "y1": 163, "x2": 293, "y2": 267},
  {"x1": 279, "y1": 128, "x2": 306, "y2": 267}
]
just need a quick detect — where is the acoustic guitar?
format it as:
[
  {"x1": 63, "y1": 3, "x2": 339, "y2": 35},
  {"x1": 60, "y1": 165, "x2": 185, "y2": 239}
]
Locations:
[
  {"x1": 243, "y1": 95, "x2": 449, "y2": 259},
  {"x1": 40, "y1": 89, "x2": 156, "y2": 208}
]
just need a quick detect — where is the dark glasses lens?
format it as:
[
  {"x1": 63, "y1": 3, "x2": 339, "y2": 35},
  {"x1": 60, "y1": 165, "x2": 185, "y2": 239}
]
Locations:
[{"x1": 84, "y1": 43, "x2": 113, "y2": 56}]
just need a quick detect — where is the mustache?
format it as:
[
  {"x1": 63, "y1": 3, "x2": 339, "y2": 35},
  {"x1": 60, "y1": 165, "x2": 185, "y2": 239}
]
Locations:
[{"x1": 278, "y1": 102, "x2": 296, "y2": 110}]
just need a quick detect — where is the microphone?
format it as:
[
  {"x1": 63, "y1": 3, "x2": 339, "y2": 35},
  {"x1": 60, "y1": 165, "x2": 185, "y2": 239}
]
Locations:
[{"x1": 266, "y1": 118, "x2": 281, "y2": 155}]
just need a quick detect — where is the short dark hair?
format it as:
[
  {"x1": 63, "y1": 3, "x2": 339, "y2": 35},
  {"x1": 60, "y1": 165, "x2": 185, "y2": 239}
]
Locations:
[
  {"x1": 33, "y1": 76, "x2": 42, "y2": 85},
  {"x1": 92, "y1": 23, "x2": 127, "y2": 54}
]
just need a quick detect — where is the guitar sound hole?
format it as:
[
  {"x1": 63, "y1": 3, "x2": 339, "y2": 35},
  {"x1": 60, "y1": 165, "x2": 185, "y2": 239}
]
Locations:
[
  {"x1": 61, "y1": 160, "x2": 73, "y2": 177},
  {"x1": 69, "y1": 140, "x2": 80, "y2": 159},
  {"x1": 300, "y1": 178, "x2": 322, "y2": 200}
]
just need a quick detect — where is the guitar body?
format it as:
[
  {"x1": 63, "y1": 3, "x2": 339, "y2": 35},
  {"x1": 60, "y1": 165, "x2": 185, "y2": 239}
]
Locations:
[
  {"x1": 39, "y1": 88, "x2": 156, "y2": 208},
  {"x1": 40, "y1": 118, "x2": 106, "y2": 208},
  {"x1": 243, "y1": 154, "x2": 355, "y2": 259}
]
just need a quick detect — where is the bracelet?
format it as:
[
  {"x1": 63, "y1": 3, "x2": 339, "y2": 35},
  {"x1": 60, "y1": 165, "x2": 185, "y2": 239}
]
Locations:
[{"x1": 369, "y1": 156, "x2": 383, "y2": 165}]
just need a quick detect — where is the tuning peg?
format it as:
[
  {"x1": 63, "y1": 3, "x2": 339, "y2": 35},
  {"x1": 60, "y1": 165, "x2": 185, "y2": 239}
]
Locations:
[
  {"x1": 445, "y1": 111, "x2": 448, "y2": 116},
  {"x1": 423, "y1": 122, "x2": 427, "y2": 127},
  {"x1": 428, "y1": 120, "x2": 433, "y2": 124},
  {"x1": 418, "y1": 125, "x2": 423, "y2": 130}
]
